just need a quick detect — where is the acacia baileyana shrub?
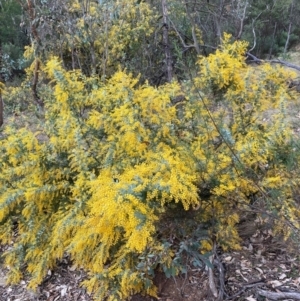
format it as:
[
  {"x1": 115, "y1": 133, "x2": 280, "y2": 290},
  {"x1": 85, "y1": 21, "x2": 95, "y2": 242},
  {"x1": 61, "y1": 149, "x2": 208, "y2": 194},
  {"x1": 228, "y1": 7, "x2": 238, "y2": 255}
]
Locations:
[{"x1": 0, "y1": 35, "x2": 300, "y2": 300}]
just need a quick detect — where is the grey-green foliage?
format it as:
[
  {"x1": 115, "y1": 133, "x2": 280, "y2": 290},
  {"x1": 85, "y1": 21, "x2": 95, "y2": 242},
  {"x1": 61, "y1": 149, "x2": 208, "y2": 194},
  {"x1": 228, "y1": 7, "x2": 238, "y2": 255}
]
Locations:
[
  {"x1": 5, "y1": 0, "x2": 300, "y2": 84},
  {"x1": 0, "y1": 0, "x2": 29, "y2": 80},
  {"x1": 0, "y1": 43, "x2": 28, "y2": 81}
]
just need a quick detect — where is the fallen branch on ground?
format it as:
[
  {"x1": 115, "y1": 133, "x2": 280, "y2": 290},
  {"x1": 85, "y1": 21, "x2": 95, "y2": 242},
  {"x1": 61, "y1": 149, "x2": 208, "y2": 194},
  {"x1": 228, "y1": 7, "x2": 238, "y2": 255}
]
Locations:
[
  {"x1": 258, "y1": 289, "x2": 300, "y2": 300},
  {"x1": 246, "y1": 52, "x2": 300, "y2": 72},
  {"x1": 194, "y1": 43, "x2": 300, "y2": 73}
]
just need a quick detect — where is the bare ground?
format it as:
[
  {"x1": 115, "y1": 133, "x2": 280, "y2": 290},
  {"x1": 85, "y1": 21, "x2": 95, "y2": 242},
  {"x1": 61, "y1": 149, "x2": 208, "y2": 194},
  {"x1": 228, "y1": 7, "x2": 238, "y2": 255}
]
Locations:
[{"x1": 0, "y1": 225, "x2": 300, "y2": 301}]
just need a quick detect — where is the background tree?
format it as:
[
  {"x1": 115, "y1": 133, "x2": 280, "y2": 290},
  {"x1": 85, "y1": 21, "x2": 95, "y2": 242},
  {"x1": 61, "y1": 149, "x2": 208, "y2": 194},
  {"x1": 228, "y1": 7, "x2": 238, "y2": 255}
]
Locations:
[
  {"x1": 244, "y1": 0, "x2": 300, "y2": 58},
  {"x1": 7, "y1": 0, "x2": 300, "y2": 86},
  {"x1": 0, "y1": 0, "x2": 28, "y2": 81},
  {"x1": 18, "y1": 0, "x2": 156, "y2": 78}
]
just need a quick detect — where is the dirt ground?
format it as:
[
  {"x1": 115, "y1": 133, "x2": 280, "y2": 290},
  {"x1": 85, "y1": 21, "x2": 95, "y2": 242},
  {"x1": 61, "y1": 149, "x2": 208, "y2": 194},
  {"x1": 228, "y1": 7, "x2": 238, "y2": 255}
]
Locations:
[{"x1": 1, "y1": 225, "x2": 300, "y2": 301}]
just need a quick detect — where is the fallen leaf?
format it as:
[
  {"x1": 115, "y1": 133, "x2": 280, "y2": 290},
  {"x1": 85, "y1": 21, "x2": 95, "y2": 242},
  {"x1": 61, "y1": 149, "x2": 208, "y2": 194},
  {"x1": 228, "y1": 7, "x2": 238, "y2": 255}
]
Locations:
[
  {"x1": 246, "y1": 296, "x2": 257, "y2": 301},
  {"x1": 279, "y1": 264, "x2": 286, "y2": 270},
  {"x1": 269, "y1": 280, "x2": 283, "y2": 287},
  {"x1": 279, "y1": 273, "x2": 287, "y2": 280},
  {"x1": 255, "y1": 267, "x2": 263, "y2": 274},
  {"x1": 248, "y1": 244, "x2": 253, "y2": 252},
  {"x1": 236, "y1": 269, "x2": 248, "y2": 282},
  {"x1": 0, "y1": 276, "x2": 6, "y2": 287},
  {"x1": 294, "y1": 277, "x2": 300, "y2": 285},
  {"x1": 60, "y1": 285, "x2": 68, "y2": 297},
  {"x1": 69, "y1": 265, "x2": 77, "y2": 272}
]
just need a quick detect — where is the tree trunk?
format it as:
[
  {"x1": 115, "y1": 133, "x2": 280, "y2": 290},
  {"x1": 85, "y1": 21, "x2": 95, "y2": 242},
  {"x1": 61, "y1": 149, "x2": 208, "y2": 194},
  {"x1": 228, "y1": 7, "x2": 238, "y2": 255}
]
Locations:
[
  {"x1": 161, "y1": 0, "x2": 173, "y2": 82},
  {"x1": 0, "y1": 93, "x2": 3, "y2": 127},
  {"x1": 284, "y1": 1, "x2": 295, "y2": 55},
  {"x1": 184, "y1": 2, "x2": 200, "y2": 54},
  {"x1": 26, "y1": 0, "x2": 40, "y2": 42},
  {"x1": 26, "y1": 0, "x2": 43, "y2": 108},
  {"x1": 236, "y1": 0, "x2": 248, "y2": 40},
  {"x1": 0, "y1": 45, "x2": 4, "y2": 127},
  {"x1": 284, "y1": 22, "x2": 292, "y2": 55},
  {"x1": 32, "y1": 58, "x2": 43, "y2": 108}
]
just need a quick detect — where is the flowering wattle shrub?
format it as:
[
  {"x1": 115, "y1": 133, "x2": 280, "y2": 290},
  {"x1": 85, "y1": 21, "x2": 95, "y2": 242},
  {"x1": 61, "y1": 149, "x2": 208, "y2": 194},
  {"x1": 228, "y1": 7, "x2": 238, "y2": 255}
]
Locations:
[{"x1": 0, "y1": 34, "x2": 299, "y2": 300}]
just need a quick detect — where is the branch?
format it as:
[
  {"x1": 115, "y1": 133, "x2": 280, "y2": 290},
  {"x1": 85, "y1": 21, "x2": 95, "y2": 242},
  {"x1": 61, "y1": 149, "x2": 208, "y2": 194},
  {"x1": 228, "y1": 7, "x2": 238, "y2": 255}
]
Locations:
[
  {"x1": 246, "y1": 52, "x2": 300, "y2": 72},
  {"x1": 169, "y1": 18, "x2": 197, "y2": 52},
  {"x1": 248, "y1": 9, "x2": 264, "y2": 52},
  {"x1": 188, "y1": 42, "x2": 300, "y2": 73},
  {"x1": 248, "y1": 20, "x2": 256, "y2": 52},
  {"x1": 225, "y1": 281, "x2": 265, "y2": 300},
  {"x1": 258, "y1": 289, "x2": 300, "y2": 300},
  {"x1": 208, "y1": 254, "x2": 218, "y2": 298},
  {"x1": 236, "y1": 1, "x2": 248, "y2": 40},
  {"x1": 179, "y1": 37, "x2": 300, "y2": 73},
  {"x1": 184, "y1": 1, "x2": 200, "y2": 54}
]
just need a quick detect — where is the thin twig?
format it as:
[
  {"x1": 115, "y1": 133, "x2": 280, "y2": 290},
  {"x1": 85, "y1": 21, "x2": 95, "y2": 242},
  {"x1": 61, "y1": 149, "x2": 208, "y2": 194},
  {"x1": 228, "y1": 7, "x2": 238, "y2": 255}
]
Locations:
[{"x1": 225, "y1": 281, "x2": 265, "y2": 300}]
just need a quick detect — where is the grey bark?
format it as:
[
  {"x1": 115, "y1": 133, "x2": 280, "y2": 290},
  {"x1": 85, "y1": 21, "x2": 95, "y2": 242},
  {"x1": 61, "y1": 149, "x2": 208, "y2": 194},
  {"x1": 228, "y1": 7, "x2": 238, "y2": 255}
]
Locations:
[
  {"x1": 161, "y1": 0, "x2": 173, "y2": 82},
  {"x1": 0, "y1": 93, "x2": 3, "y2": 127},
  {"x1": 258, "y1": 289, "x2": 300, "y2": 300}
]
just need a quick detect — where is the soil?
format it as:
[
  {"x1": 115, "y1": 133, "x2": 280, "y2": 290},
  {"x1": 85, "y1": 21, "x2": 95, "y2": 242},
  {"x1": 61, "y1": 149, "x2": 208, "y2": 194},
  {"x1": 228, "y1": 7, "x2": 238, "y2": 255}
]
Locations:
[{"x1": 1, "y1": 225, "x2": 300, "y2": 301}]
